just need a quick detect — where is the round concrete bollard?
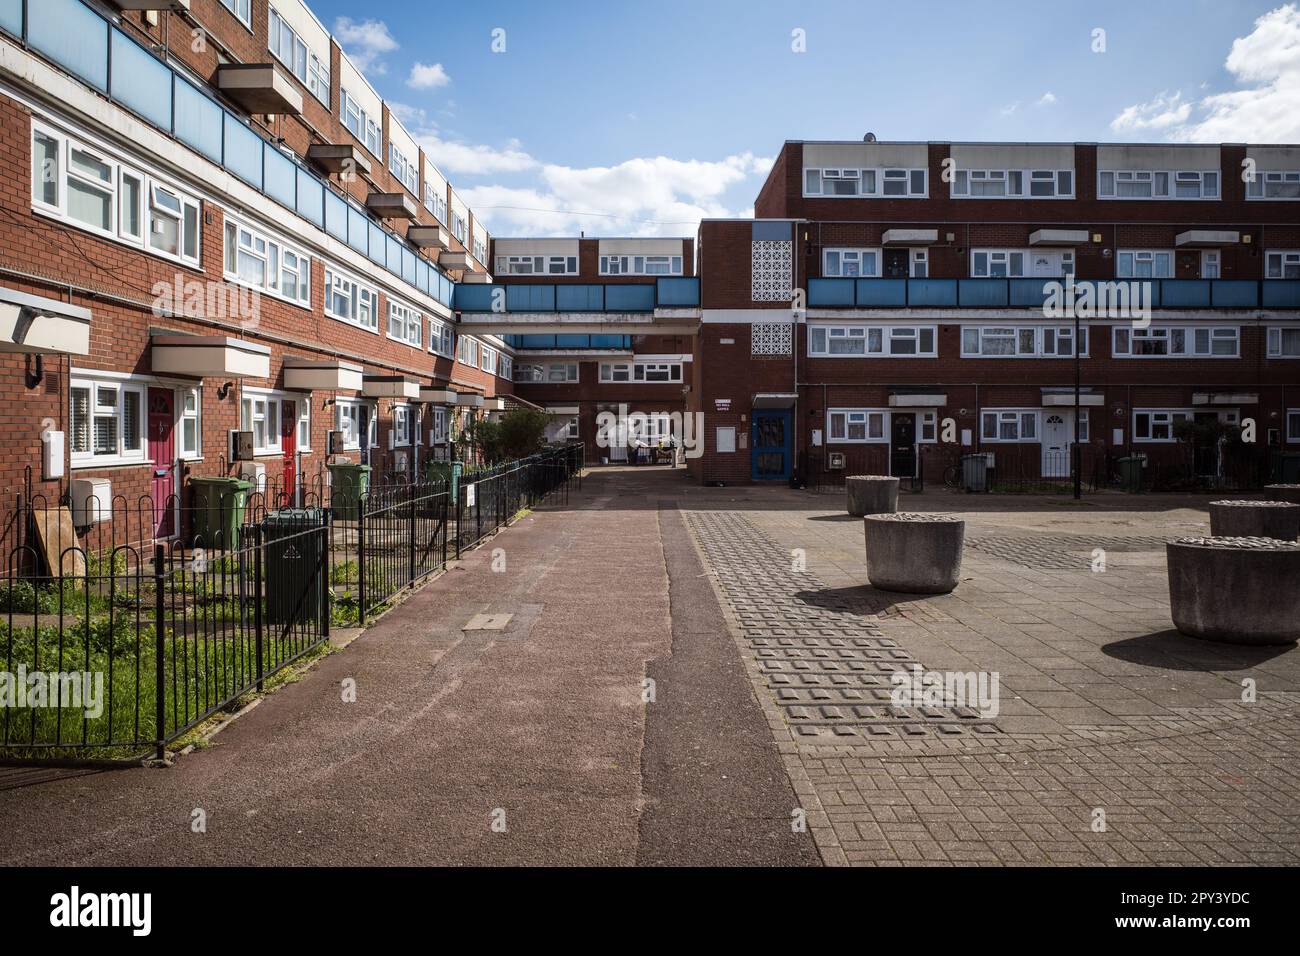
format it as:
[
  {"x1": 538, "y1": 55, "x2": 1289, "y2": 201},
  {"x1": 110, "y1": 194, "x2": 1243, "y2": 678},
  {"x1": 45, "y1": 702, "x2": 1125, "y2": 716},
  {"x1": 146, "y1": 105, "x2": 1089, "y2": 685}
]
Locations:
[
  {"x1": 864, "y1": 513, "x2": 964, "y2": 594},
  {"x1": 846, "y1": 475, "x2": 900, "y2": 517},
  {"x1": 1208, "y1": 499, "x2": 1300, "y2": 542},
  {"x1": 1166, "y1": 536, "x2": 1300, "y2": 645},
  {"x1": 1266, "y1": 484, "x2": 1300, "y2": 506}
]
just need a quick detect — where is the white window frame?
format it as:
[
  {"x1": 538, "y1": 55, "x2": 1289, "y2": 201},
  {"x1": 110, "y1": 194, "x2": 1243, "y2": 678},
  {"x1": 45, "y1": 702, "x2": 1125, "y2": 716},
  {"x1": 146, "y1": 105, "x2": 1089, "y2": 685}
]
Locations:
[
  {"x1": 1267, "y1": 327, "x2": 1300, "y2": 358},
  {"x1": 826, "y1": 409, "x2": 888, "y2": 444},
  {"x1": 223, "y1": 213, "x2": 311, "y2": 308},
  {"x1": 513, "y1": 364, "x2": 543, "y2": 383},
  {"x1": 1099, "y1": 169, "x2": 1219, "y2": 200},
  {"x1": 451, "y1": 213, "x2": 468, "y2": 244},
  {"x1": 823, "y1": 248, "x2": 881, "y2": 277},
  {"x1": 599, "y1": 255, "x2": 684, "y2": 276},
  {"x1": 950, "y1": 168, "x2": 1075, "y2": 199},
  {"x1": 179, "y1": 386, "x2": 202, "y2": 460},
  {"x1": 1265, "y1": 250, "x2": 1300, "y2": 280},
  {"x1": 803, "y1": 167, "x2": 926, "y2": 198},
  {"x1": 340, "y1": 89, "x2": 381, "y2": 157},
  {"x1": 240, "y1": 390, "x2": 281, "y2": 456},
  {"x1": 269, "y1": 5, "x2": 329, "y2": 106},
  {"x1": 1133, "y1": 409, "x2": 1195, "y2": 443},
  {"x1": 808, "y1": 324, "x2": 937, "y2": 358},
  {"x1": 496, "y1": 255, "x2": 579, "y2": 276},
  {"x1": 387, "y1": 298, "x2": 423, "y2": 349},
  {"x1": 1247, "y1": 171, "x2": 1300, "y2": 200},
  {"x1": 970, "y1": 248, "x2": 1075, "y2": 278},
  {"x1": 480, "y1": 346, "x2": 497, "y2": 375},
  {"x1": 323, "y1": 266, "x2": 379, "y2": 332},
  {"x1": 423, "y1": 182, "x2": 448, "y2": 223},
  {"x1": 220, "y1": 0, "x2": 253, "y2": 30},
  {"x1": 1116, "y1": 249, "x2": 1174, "y2": 279},
  {"x1": 69, "y1": 374, "x2": 148, "y2": 467},
  {"x1": 961, "y1": 325, "x2": 1089, "y2": 358},
  {"x1": 1112, "y1": 325, "x2": 1239, "y2": 358},
  {"x1": 457, "y1": 335, "x2": 478, "y2": 367},
  {"x1": 32, "y1": 120, "x2": 201, "y2": 269},
  {"x1": 599, "y1": 362, "x2": 631, "y2": 383},
  {"x1": 389, "y1": 143, "x2": 419, "y2": 195},
  {"x1": 547, "y1": 362, "x2": 579, "y2": 383},
  {"x1": 392, "y1": 404, "x2": 412, "y2": 447},
  {"x1": 429, "y1": 318, "x2": 455, "y2": 357},
  {"x1": 980, "y1": 409, "x2": 1040, "y2": 443},
  {"x1": 633, "y1": 362, "x2": 683, "y2": 383}
]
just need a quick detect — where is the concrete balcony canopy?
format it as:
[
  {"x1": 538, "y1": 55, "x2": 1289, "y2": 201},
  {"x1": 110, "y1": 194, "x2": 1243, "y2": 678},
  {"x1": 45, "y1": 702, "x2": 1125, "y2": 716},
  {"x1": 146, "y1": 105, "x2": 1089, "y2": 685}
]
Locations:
[
  {"x1": 439, "y1": 250, "x2": 474, "y2": 270},
  {"x1": 215, "y1": 64, "x2": 303, "y2": 116},
  {"x1": 460, "y1": 273, "x2": 494, "y2": 284},
  {"x1": 418, "y1": 387, "x2": 459, "y2": 405},
  {"x1": 361, "y1": 375, "x2": 421, "y2": 399},
  {"x1": 1042, "y1": 388, "x2": 1105, "y2": 407},
  {"x1": 0, "y1": 287, "x2": 91, "y2": 355},
  {"x1": 1176, "y1": 230, "x2": 1242, "y2": 247},
  {"x1": 890, "y1": 392, "x2": 947, "y2": 407},
  {"x1": 151, "y1": 333, "x2": 270, "y2": 379},
  {"x1": 1193, "y1": 392, "x2": 1258, "y2": 406},
  {"x1": 1029, "y1": 229, "x2": 1089, "y2": 246},
  {"x1": 455, "y1": 392, "x2": 484, "y2": 408},
  {"x1": 282, "y1": 357, "x2": 363, "y2": 392},
  {"x1": 408, "y1": 224, "x2": 451, "y2": 249},
  {"x1": 882, "y1": 229, "x2": 938, "y2": 245},
  {"x1": 366, "y1": 192, "x2": 420, "y2": 220},
  {"x1": 307, "y1": 143, "x2": 371, "y2": 177}
]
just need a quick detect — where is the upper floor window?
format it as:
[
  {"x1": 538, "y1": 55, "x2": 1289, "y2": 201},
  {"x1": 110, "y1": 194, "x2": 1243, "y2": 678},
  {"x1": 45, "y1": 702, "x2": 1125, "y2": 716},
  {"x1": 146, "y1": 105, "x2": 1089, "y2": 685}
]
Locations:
[
  {"x1": 635, "y1": 362, "x2": 682, "y2": 383},
  {"x1": 341, "y1": 90, "x2": 381, "y2": 157},
  {"x1": 423, "y1": 183, "x2": 447, "y2": 222},
  {"x1": 951, "y1": 169, "x2": 1073, "y2": 198},
  {"x1": 513, "y1": 363, "x2": 542, "y2": 383},
  {"x1": 324, "y1": 266, "x2": 378, "y2": 331},
  {"x1": 962, "y1": 326, "x2": 1088, "y2": 358},
  {"x1": 804, "y1": 167, "x2": 926, "y2": 197},
  {"x1": 1266, "y1": 251, "x2": 1300, "y2": 279},
  {"x1": 457, "y1": 334, "x2": 478, "y2": 367},
  {"x1": 547, "y1": 362, "x2": 578, "y2": 382},
  {"x1": 1247, "y1": 171, "x2": 1300, "y2": 200},
  {"x1": 1099, "y1": 169, "x2": 1219, "y2": 200},
  {"x1": 473, "y1": 235, "x2": 488, "y2": 265},
  {"x1": 599, "y1": 254, "x2": 682, "y2": 276},
  {"x1": 220, "y1": 0, "x2": 252, "y2": 29},
  {"x1": 971, "y1": 249, "x2": 1074, "y2": 278},
  {"x1": 389, "y1": 144, "x2": 418, "y2": 194},
  {"x1": 451, "y1": 212, "x2": 468, "y2": 244},
  {"x1": 480, "y1": 345, "x2": 497, "y2": 375},
  {"x1": 808, "y1": 325, "x2": 937, "y2": 357},
  {"x1": 269, "y1": 6, "x2": 329, "y2": 106},
  {"x1": 499, "y1": 354, "x2": 512, "y2": 381},
  {"x1": 824, "y1": 248, "x2": 879, "y2": 277},
  {"x1": 497, "y1": 255, "x2": 578, "y2": 276},
  {"x1": 223, "y1": 214, "x2": 311, "y2": 307},
  {"x1": 1113, "y1": 326, "x2": 1238, "y2": 357},
  {"x1": 387, "y1": 299, "x2": 422, "y2": 348},
  {"x1": 1268, "y1": 328, "x2": 1300, "y2": 358},
  {"x1": 32, "y1": 122, "x2": 201, "y2": 269},
  {"x1": 1116, "y1": 249, "x2": 1173, "y2": 279},
  {"x1": 429, "y1": 318, "x2": 455, "y2": 357}
]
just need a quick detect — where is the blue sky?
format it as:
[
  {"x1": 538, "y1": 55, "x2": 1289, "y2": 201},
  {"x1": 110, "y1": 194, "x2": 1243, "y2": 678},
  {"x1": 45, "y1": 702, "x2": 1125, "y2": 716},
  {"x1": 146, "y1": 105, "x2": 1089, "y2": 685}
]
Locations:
[{"x1": 305, "y1": 0, "x2": 1300, "y2": 236}]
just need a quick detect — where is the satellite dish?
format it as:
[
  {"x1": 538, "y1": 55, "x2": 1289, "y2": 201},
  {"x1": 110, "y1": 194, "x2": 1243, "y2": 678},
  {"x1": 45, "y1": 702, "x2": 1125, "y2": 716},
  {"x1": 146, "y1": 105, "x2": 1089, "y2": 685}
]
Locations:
[{"x1": 863, "y1": 132, "x2": 877, "y2": 143}]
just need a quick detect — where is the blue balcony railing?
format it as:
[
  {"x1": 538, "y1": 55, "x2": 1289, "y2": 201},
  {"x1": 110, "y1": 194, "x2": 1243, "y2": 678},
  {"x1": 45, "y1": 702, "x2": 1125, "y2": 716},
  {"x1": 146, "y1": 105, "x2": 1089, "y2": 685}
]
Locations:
[
  {"x1": 502, "y1": 334, "x2": 634, "y2": 350},
  {"x1": 806, "y1": 277, "x2": 1300, "y2": 310},
  {"x1": 455, "y1": 278, "x2": 699, "y2": 313},
  {"x1": 4, "y1": 0, "x2": 455, "y2": 308}
]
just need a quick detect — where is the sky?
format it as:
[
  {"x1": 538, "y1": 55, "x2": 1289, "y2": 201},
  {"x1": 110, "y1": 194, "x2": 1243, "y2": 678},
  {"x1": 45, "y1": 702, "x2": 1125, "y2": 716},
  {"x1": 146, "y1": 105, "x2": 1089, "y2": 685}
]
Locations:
[{"x1": 304, "y1": 0, "x2": 1300, "y2": 237}]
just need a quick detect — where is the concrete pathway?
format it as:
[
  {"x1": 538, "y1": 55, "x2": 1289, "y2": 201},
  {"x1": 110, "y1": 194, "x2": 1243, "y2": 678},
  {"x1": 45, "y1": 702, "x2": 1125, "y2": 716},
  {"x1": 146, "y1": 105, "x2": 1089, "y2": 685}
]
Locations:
[{"x1": 0, "y1": 467, "x2": 816, "y2": 867}]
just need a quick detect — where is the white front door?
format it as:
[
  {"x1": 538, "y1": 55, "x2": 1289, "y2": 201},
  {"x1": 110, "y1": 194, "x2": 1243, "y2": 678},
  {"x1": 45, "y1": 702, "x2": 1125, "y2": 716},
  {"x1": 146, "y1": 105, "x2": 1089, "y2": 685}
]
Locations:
[{"x1": 1042, "y1": 412, "x2": 1071, "y2": 477}]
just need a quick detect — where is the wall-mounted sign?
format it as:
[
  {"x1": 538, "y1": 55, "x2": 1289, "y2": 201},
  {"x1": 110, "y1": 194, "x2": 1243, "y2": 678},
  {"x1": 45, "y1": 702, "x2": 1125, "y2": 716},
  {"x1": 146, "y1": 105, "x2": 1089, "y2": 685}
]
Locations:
[{"x1": 714, "y1": 399, "x2": 731, "y2": 412}]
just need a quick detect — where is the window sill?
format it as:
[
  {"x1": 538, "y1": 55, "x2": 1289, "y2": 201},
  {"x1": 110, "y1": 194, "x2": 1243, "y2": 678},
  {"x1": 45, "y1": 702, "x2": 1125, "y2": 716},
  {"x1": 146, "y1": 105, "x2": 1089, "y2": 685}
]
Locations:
[{"x1": 72, "y1": 458, "x2": 154, "y2": 471}]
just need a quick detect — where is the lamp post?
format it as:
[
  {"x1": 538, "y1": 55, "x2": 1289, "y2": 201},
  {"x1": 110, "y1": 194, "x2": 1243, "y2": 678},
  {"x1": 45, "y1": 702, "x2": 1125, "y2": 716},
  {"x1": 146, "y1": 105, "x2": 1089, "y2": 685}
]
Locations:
[{"x1": 1073, "y1": 296, "x2": 1082, "y2": 500}]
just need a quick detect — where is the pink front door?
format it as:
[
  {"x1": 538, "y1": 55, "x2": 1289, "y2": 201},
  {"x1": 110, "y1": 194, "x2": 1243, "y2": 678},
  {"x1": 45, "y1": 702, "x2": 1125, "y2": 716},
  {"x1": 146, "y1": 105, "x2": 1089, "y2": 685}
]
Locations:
[
  {"x1": 148, "y1": 388, "x2": 175, "y2": 538},
  {"x1": 281, "y1": 399, "x2": 297, "y2": 507}
]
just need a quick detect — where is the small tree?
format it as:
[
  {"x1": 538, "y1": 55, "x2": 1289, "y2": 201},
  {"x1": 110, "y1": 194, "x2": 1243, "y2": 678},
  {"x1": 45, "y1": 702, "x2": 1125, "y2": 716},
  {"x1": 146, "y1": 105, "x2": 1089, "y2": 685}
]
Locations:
[{"x1": 464, "y1": 410, "x2": 551, "y2": 464}]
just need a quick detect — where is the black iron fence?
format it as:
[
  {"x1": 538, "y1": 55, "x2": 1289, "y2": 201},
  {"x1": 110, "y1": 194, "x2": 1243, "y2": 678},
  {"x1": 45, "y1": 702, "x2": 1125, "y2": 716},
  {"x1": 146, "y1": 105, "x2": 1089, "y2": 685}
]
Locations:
[{"x1": 0, "y1": 444, "x2": 584, "y2": 759}]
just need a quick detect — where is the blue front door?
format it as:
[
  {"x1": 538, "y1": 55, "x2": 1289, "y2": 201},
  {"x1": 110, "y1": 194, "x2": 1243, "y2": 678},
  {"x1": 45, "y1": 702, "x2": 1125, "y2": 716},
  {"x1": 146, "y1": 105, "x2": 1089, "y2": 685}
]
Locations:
[{"x1": 751, "y1": 410, "x2": 792, "y2": 481}]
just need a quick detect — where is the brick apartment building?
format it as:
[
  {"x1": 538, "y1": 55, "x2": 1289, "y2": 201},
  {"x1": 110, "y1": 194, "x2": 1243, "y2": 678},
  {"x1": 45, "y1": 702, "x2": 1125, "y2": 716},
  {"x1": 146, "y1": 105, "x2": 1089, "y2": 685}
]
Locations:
[{"x1": 1, "y1": 0, "x2": 1298, "y2": 531}]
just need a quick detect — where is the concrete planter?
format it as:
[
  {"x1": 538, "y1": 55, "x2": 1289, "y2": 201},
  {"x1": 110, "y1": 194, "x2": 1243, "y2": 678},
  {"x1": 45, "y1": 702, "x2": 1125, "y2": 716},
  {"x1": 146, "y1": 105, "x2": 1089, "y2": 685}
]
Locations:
[
  {"x1": 846, "y1": 475, "x2": 900, "y2": 517},
  {"x1": 864, "y1": 513, "x2": 964, "y2": 594},
  {"x1": 1208, "y1": 499, "x2": 1300, "y2": 542},
  {"x1": 1266, "y1": 484, "x2": 1300, "y2": 506},
  {"x1": 1167, "y1": 537, "x2": 1300, "y2": 645}
]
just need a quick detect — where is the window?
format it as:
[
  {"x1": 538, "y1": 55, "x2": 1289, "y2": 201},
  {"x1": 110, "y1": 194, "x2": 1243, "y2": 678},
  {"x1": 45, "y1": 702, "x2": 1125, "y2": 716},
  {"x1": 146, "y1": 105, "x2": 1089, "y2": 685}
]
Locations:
[
  {"x1": 220, "y1": 0, "x2": 252, "y2": 29},
  {"x1": 1113, "y1": 326, "x2": 1238, "y2": 358},
  {"x1": 269, "y1": 6, "x2": 329, "y2": 106},
  {"x1": 341, "y1": 90, "x2": 381, "y2": 156},
  {"x1": 480, "y1": 346, "x2": 497, "y2": 375},
  {"x1": 1202, "y1": 250, "x2": 1221, "y2": 279},
  {"x1": 910, "y1": 249, "x2": 928, "y2": 278},
  {"x1": 295, "y1": 400, "x2": 311, "y2": 449},
  {"x1": 423, "y1": 182, "x2": 447, "y2": 222},
  {"x1": 324, "y1": 267, "x2": 378, "y2": 331},
  {"x1": 883, "y1": 168, "x2": 927, "y2": 197},
  {"x1": 1288, "y1": 409, "x2": 1300, "y2": 442},
  {"x1": 564, "y1": 417, "x2": 580, "y2": 440},
  {"x1": 980, "y1": 410, "x2": 1039, "y2": 443},
  {"x1": 457, "y1": 335, "x2": 478, "y2": 367},
  {"x1": 808, "y1": 325, "x2": 936, "y2": 357},
  {"x1": 496, "y1": 255, "x2": 579, "y2": 276},
  {"x1": 335, "y1": 399, "x2": 375, "y2": 450},
  {"x1": 473, "y1": 235, "x2": 488, "y2": 265},
  {"x1": 1133, "y1": 409, "x2": 1193, "y2": 442},
  {"x1": 969, "y1": 249, "x2": 1075, "y2": 278},
  {"x1": 599, "y1": 255, "x2": 683, "y2": 276},
  {"x1": 430, "y1": 407, "x2": 448, "y2": 444},
  {"x1": 961, "y1": 326, "x2": 1088, "y2": 357},
  {"x1": 429, "y1": 318, "x2": 454, "y2": 357},
  {"x1": 498, "y1": 354, "x2": 512, "y2": 381},
  {"x1": 600, "y1": 362, "x2": 631, "y2": 383},
  {"x1": 223, "y1": 215, "x2": 311, "y2": 306},
  {"x1": 387, "y1": 299, "x2": 422, "y2": 348},
  {"x1": 951, "y1": 168, "x2": 1074, "y2": 199},
  {"x1": 1117, "y1": 250, "x2": 1174, "y2": 279},
  {"x1": 827, "y1": 409, "x2": 887, "y2": 443},
  {"x1": 824, "y1": 248, "x2": 880, "y2": 277},
  {"x1": 389, "y1": 144, "x2": 418, "y2": 195},
  {"x1": 179, "y1": 388, "x2": 201, "y2": 458},
  {"x1": 803, "y1": 166, "x2": 925, "y2": 197},
  {"x1": 451, "y1": 213, "x2": 468, "y2": 244},
  {"x1": 32, "y1": 123, "x2": 201, "y2": 267},
  {"x1": 1267, "y1": 327, "x2": 1300, "y2": 357},
  {"x1": 1247, "y1": 171, "x2": 1300, "y2": 200},
  {"x1": 547, "y1": 363, "x2": 578, "y2": 383},
  {"x1": 513, "y1": 364, "x2": 543, "y2": 383},
  {"x1": 393, "y1": 405, "x2": 412, "y2": 447},
  {"x1": 634, "y1": 362, "x2": 683, "y2": 383},
  {"x1": 1099, "y1": 169, "x2": 1218, "y2": 200},
  {"x1": 240, "y1": 394, "x2": 281, "y2": 455},
  {"x1": 1266, "y1": 251, "x2": 1300, "y2": 280},
  {"x1": 69, "y1": 376, "x2": 145, "y2": 465}
]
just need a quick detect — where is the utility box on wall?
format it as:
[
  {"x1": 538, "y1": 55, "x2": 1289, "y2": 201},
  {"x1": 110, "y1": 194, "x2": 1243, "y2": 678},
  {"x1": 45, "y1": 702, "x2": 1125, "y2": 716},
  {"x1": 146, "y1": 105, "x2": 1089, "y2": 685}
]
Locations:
[{"x1": 230, "y1": 430, "x2": 254, "y2": 462}]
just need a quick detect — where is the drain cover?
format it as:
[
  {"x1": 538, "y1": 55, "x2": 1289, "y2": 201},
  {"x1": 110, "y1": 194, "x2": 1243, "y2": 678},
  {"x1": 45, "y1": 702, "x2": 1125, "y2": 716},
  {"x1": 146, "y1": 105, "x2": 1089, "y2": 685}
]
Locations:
[{"x1": 463, "y1": 613, "x2": 513, "y2": 631}]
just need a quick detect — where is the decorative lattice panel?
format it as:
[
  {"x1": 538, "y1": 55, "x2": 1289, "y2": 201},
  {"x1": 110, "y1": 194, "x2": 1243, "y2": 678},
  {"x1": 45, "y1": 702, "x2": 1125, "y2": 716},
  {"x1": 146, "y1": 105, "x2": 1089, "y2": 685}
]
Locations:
[
  {"x1": 752, "y1": 321, "x2": 793, "y2": 355},
  {"x1": 751, "y1": 240, "x2": 792, "y2": 302}
]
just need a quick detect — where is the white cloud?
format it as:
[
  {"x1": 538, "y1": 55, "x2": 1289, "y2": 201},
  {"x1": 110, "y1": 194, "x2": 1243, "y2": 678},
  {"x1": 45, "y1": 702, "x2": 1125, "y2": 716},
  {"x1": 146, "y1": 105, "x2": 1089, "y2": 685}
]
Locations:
[
  {"x1": 408, "y1": 63, "x2": 451, "y2": 90},
  {"x1": 1110, "y1": 4, "x2": 1300, "y2": 141},
  {"x1": 1110, "y1": 91, "x2": 1191, "y2": 132},
  {"x1": 387, "y1": 101, "x2": 428, "y2": 127},
  {"x1": 333, "y1": 17, "x2": 398, "y2": 75},
  {"x1": 1000, "y1": 102, "x2": 1020, "y2": 116},
  {"x1": 1036, "y1": 91, "x2": 1058, "y2": 106},
  {"x1": 417, "y1": 133, "x2": 539, "y2": 176}
]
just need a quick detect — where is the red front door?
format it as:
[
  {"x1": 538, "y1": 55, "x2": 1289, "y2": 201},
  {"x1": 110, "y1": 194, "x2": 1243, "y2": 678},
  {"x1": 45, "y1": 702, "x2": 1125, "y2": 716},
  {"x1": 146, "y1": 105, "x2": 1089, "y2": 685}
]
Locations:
[
  {"x1": 281, "y1": 399, "x2": 297, "y2": 507},
  {"x1": 147, "y1": 388, "x2": 175, "y2": 538}
]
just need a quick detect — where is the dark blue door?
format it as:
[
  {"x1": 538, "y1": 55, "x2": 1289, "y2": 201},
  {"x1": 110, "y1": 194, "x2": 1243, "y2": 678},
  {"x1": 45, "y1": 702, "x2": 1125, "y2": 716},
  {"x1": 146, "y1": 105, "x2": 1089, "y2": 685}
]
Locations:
[{"x1": 751, "y1": 410, "x2": 792, "y2": 480}]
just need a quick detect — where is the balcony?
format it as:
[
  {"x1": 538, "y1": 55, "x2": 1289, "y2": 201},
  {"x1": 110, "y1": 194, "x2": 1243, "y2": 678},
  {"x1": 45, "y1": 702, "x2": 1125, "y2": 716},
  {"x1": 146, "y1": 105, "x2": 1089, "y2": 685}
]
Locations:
[
  {"x1": 806, "y1": 278, "x2": 1300, "y2": 310},
  {"x1": 408, "y1": 224, "x2": 450, "y2": 250},
  {"x1": 215, "y1": 64, "x2": 302, "y2": 116},
  {"x1": 366, "y1": 192, "x2": 420, "y2": 220},
  {"x1": 307, "y1": 143, "x2": 371, "y2": 177},
  {"x1": 454, "y1": 279, "x2": 699, "y2": 335}
]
